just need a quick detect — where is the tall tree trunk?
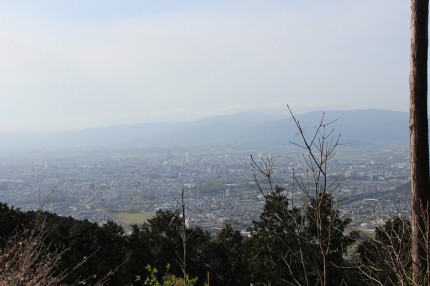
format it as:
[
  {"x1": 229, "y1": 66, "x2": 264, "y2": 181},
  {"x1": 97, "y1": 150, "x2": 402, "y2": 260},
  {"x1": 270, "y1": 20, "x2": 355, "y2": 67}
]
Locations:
[
  {"x1": 410, "y1": 0, "x2": 430, "y2": 284},
  {"x1": 181, "y1": 187, "x2": 187, "y2": 284}
]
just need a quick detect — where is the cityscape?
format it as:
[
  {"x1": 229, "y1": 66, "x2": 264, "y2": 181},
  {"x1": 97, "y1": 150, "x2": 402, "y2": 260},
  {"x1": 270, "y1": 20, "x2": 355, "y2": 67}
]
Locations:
[{"x1": 0, "y1": 143, "x2": 410, "y2": 233}]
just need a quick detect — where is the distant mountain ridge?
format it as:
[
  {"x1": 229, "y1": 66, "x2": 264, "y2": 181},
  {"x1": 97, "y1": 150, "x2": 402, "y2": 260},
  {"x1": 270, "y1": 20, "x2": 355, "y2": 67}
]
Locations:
[{"x1": 0, "y1": 109, "x2": 409, "y2": 151}]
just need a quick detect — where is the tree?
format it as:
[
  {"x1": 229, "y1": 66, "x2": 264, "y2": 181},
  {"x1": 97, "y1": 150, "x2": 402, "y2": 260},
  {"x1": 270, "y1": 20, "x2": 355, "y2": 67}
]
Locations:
[
  {"x1": 355, "y1": 217, "x2": 412, "y2": 285},
  {"x1": 247, "y1": 109, "x2": 356, "y2": 286},
  {"x1": 409, "y1": 0, "x2": 430, "y2": 283},
  {"x1": 138, "y1": 210, "x2": 209, "y2": 285},
  {"x1": 207, "y1": 224, "x2": 248, "y2": 286},
  {"x1": 123, "y1": 224, "x2": 153, "y2": 284},
  {"x1": 140, "y1": 210, "x2": 185, "y2": 278},
  {"x1": 0, "y1": 212, "x2": 112, "y2": 286},
  {"x1": 304, "y1": 192, "x2": 355, "y2": 285},
  {"x1": 0, "y1": 215, "x2": 69, "y2": 285},
  {"x1": 287, "y1": 106, "x2": 355, "y2": 285},
  {"x1": 247, "y1": 185, "x2": 305, "y2": 285}
]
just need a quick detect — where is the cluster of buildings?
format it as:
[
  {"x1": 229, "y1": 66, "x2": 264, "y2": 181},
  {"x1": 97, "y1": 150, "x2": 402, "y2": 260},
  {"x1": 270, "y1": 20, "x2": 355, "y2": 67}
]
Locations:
[{"x1": 0, "y1": 144, "x2": 410, "y2": 232}]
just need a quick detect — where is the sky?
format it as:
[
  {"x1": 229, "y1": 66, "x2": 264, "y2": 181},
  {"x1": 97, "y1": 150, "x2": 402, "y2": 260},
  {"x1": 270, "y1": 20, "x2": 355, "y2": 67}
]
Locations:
[{"x1": 0, "y1": 1, "x2": 411, "y2": 133}]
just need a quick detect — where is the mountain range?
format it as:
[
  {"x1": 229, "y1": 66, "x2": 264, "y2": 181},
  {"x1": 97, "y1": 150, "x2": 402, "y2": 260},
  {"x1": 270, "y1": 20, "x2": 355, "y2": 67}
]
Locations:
[{"x1": 0, "y1": 109, "x2": 409, "y2": 151}]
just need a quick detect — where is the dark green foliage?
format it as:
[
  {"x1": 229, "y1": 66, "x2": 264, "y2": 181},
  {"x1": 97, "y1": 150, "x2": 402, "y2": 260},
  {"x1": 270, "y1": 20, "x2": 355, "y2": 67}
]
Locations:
[
  {"x1": 247, "y1": 186, "x2": 356, "y2": 286},
  {"x1": 139, "y1": 210, "x2": 185, "y2": 278},
  {"x1": 0, "y1": 203, "x2": 31, "y2": 246},
  {"x1": 206, "y1": 224, "x2": 248, "y2": 285},
  {"x1": 247, "y1": 186, "x2": 302, "y2": 285},
  {"x1": 132, "y1": 210, "x2": 210, "y2": 286},
  {"x1": 304, "y1": 192, "x2": 356, "y2": 285},
  {"x1": 0, "y1": 199, "x2": 413, "y2": 285},
  {"x1": 355, "y1": 217, "x2": 412, "y2": 285},
  {"x1": 185, "y1": 226, "x2": 211, "y2": 282},
  {"x1": 0, "y1": 206, "x2": 128, "y2": 285},
  {"x1": 0, "y1": 206, "x2": 213, "y2": 285},
  {"x1": 122, "y1": 224, "x2": 153, "y2": 284}
]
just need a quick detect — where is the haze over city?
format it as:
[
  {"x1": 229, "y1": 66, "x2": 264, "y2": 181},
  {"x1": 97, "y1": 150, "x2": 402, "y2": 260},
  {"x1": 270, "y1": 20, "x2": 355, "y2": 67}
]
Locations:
[{"x1": 0, "y1": 0, "x2": 410, "y2": 133}]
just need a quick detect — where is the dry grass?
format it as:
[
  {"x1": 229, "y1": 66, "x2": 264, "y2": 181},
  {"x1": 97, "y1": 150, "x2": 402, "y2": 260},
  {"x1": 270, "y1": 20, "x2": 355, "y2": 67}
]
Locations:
[{"x1": 115, "y1": 212, "x2": 154, "y2": 225}]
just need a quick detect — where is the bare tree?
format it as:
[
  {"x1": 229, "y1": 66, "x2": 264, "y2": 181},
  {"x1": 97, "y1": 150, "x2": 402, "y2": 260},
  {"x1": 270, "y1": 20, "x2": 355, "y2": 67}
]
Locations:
[
  {"x1": 287, "y1": 106, "x2": 347, "y2": 286},
  {"x1": 180, "y1": 187, "x2": 187, "y2": 283},
  {"x1": 174, "y1": 187, "x2": 193, "y2": 286},
  {"x1": 249, "y1": 107, "x2": 353, "y2": 286},
  {"x1": 355, "y1": 217, "x2": 413, "y2": 286},
  {"x1": 354, "y1": 202, "x2": 430, "y2": 286},
  {"x1": 0, "y1": 215, "x2": 68, "y2": 286},
  {"x1": 0, "y1": 212, "x2": 113, "y2": 286},
  {"x1": 410, "y1": 0, "x2": 430, "y2": 284}
]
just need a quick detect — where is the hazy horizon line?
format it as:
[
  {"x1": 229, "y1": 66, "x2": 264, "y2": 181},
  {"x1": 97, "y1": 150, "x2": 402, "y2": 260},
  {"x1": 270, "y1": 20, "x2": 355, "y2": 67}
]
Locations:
[{"x1": 0, "y1": 107, "x2": 409, "y2": 135}]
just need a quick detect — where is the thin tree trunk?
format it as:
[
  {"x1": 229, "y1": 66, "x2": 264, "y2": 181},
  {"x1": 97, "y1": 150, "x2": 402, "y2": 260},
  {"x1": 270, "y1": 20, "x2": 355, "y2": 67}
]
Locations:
[
  {"x1": 181, "y1": 187, "x2": 187, "y2": 284},
  {"x1": 410, "y1": 0, "x2": 430, "y2": 284}
]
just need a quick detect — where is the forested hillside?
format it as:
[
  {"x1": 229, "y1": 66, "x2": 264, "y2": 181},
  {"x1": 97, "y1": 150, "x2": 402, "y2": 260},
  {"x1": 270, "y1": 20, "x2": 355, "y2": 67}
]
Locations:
[{"x1": 0, "y1": 194, "x2": 413, "y2": 286}]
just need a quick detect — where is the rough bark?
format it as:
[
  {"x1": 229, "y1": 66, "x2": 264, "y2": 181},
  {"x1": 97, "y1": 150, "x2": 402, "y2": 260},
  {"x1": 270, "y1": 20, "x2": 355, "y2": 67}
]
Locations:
[{"x1": 410, "y1": 0, "x2": 430, "y2": 284}]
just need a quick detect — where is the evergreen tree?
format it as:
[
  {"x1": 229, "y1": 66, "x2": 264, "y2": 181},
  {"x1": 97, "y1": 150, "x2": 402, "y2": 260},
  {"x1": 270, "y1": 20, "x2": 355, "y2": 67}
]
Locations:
[
  {"x1": 207, "y1": 224, "x2": 248, "y2": 285},
  {"x1": 247, "y1": 186, "x2": 355, "y2": 286},
  {"x1": 303, "y1": 193, "x2": 355, "y2": 285},
  {"x1": 247, "y1": 185, "x2": 304, "y2": 285},
  {"x1": 137, "y1": 209, "x2": 210, "y2": 286}
]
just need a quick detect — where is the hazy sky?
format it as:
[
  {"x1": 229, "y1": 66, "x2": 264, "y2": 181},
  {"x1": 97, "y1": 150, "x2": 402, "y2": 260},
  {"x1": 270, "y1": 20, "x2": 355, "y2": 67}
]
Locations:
[{"x1": 0, "y1": 1, "x2": 410, "y2": 133}]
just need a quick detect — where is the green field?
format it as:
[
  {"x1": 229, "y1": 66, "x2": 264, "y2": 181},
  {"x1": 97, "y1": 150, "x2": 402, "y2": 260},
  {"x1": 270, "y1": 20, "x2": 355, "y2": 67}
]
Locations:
[{"x1": 115, "y1": 212, "x2": 154, "y2": 225}]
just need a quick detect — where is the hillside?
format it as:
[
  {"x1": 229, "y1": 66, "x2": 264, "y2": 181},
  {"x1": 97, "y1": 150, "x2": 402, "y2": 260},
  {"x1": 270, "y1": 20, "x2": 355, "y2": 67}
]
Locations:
[{"x1": 0, "y1": 109, "x2": 409, "y2": 151}]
